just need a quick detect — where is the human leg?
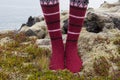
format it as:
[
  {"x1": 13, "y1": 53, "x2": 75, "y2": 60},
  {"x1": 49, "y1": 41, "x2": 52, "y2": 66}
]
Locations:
[
  {"x1": 40, "y1": 0, "x2": 65, "y2": 70},
  {"x1": 65, "y1": 0, "x2": 89, "y2": 73}
]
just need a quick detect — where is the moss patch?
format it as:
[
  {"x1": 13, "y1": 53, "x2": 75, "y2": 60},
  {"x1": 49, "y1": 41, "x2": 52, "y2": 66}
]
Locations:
[{"x1": 0, "y1": 30, "x2": 120, "y2": 80}]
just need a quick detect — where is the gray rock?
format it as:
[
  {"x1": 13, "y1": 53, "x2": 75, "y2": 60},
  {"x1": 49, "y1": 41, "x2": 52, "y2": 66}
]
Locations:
[
  {"x1": 36, "y1": 39, "x2": 51, "y2": 50},
  {"x1": 21, "y1": 16, "x2": 44, "y2": 27},
  {"x1": 62, "y1": 19, "x2": 68, "y2": 34},
  {"x1": 35, "y1": 29, "x2": 46, "y2": 39},
  {"x1": 25, "y1": 29, "x2": 37, "y2": 36},
  {"x1": 112, "y1": 17, "x2": 120, "y2": 30},
  {"x1": 77, "y1": 28, "x2": 120, "y2": 76},
  {"x1": 38, "y1": 45, "x2": 51, "y2": 50},
  {"x1": 36, "y1": 39, "x2": 50, "y2": 45},
  {"x1": 60, "y1": 11, "x2": 69, "y2": 34},
  {"x1": 84, "y1": 1, "x2": 120, "y2": 33},
  {"x1": 19, "y1": 21, "x2": 47, "y2": 39},
  {"x1": 19, "y1": 11, "x2": 69, "y2": 38},
  {"x1": 27, "y1": 16, "x2": 35, "y2": 27}
]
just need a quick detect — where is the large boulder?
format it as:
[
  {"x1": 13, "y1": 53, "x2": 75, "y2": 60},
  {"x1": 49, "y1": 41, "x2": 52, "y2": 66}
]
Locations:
[
  {"x1": 19, "y1": 11, "x2": 69, "y2": 38},
  {"x1": 77, "y1": 28, "x2": 120, "y2": 76},
  {"x1": 25, "y1": 29, "x2": 37, "y2": 36},
  {"x1": 84, "y1": 1, "x2": 120, "y2": 33},
  {"x1": 22, "y1": 16, "x2": 44, "y2": 27},
  {"x1": 19, "y1": 20, "x2": 47, "y2": 39},
  {"x1": 19, "y1": 16, "x2": 46, "y2": 39},
  {"x1": 61, "y1": 1, "x2": 120, "y2": 33}
]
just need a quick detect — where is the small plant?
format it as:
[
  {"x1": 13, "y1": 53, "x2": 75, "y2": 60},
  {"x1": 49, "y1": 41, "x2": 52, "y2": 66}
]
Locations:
[
  {"x1": 0, "y1": 46, "x2": 4, "y2": 53},
  {"x1": 113, "y1": 36, "x2": 120, "y2": 54},
  {"x1": 12, "y1": 32, "x2": 30, "y2": 43},
  {"x1": 0, "y1": 31, "x2": 31, "y2": 43},
  {"x1": 109, "y1": 56, "x2": 120, "y2": 79},
  {"x1": 24, "y1": 44, "x2": 50, "y2": 59},
  {"x1": 0, "y1": 56, "x2": 24, "y2": 71},
  {"x1": 113, "y1": 37, "x2": 120, "y2": 45},
  {"x1": 0, "y1": 71, "x2": 10, "y2": 80},
  {"x1": 7, "y1": 41, "x2": 20, "y2": 48},
  {"x1": 20, "y1": 63, "x2": 38, "y2": 74},
  {"x1": 0, "y1": 31, "x2": 14, "y2": 39},
  {"x1": 93, "y1": 56, "x2": 111, "y2": 76}
]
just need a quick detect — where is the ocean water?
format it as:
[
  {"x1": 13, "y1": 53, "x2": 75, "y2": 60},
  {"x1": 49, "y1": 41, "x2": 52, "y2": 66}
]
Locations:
[{"x1": 0, "y1": 0, "x2": 118, "y2": 31}]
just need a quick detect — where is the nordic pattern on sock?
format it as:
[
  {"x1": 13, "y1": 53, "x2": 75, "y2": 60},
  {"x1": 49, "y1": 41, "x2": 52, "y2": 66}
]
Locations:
[
  {"x1": 40, "y1": 0, "x2": 60, "y2": 30},
  {"x1": 40, "y1": 0, "x2": 58, "y2": 5},
  {"x1": 65, "y1": 0, "x2": 89, "y2": 73},
  {"x1": 70, "y1": 0, "x2": 89, "y2": 8},
  {"x1": 40, "y1": 0, "x2": 65, "y2": 70}
]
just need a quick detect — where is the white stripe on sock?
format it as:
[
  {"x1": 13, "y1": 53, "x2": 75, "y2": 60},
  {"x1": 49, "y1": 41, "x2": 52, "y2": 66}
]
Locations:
[
  {"x1": 48, "y1": 29, "x2": 61, "y2": 32},
  {"x1": 68, "y1": 31, "x2": 80, "y2": 35},
  {"x1": 44, "y1": 11, "x2": 59, "y2": 16},
  {"x1": 70, "y1": 14, "x2": 84, "y2": 19}
]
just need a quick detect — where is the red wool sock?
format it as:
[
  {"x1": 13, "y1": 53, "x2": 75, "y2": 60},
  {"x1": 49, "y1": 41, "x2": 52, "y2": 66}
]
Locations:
[
  {"x1": 40, "y1": 0, "x2": 64, "y2": 70},
  {"x1": 65, "y1": 0, "x2": 89, "y2": 73}
]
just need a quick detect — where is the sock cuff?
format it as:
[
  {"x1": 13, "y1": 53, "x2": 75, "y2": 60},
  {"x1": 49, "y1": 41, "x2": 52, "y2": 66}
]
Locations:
[
  {"x1": 40, "y1": 0, "x2": 59, "y2": 5},
  {"x1": 40, "y1": 3, "x2": 59, "y2": 14},
  {"x1": 70, "y1": 0, "x2": 89, "y2": 8}
]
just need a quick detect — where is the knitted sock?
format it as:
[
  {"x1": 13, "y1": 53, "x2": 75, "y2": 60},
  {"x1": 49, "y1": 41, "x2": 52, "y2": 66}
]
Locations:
[
  {"x1": 65, "y1": 0, "x2": 89, "y2": 73},
  {"x1": 40, "y1": 0, "x2": 64, "y2": 70}
]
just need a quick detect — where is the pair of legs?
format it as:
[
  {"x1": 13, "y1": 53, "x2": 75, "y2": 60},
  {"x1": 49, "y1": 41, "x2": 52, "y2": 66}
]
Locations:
[{"x1": 40, "y1": 0, "x2": 89, "y2": 73}]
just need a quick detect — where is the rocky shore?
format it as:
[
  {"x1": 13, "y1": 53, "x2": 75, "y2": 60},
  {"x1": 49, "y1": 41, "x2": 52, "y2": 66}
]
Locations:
[
  {"x1": 19, "y1": 1, "x2": 120, "y2": 38},
  {"x1": 0, "y1": 1, "x2": 120, "y2": 80}
]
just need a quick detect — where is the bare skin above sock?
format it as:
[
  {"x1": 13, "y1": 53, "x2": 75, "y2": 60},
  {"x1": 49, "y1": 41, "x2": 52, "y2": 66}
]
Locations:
[
  {"x1": 65, "y1": 0, "x2": 89, "y2": 73},
  {"x1": 40, "y1": 0, "x2": 65, "y2": 70}
]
